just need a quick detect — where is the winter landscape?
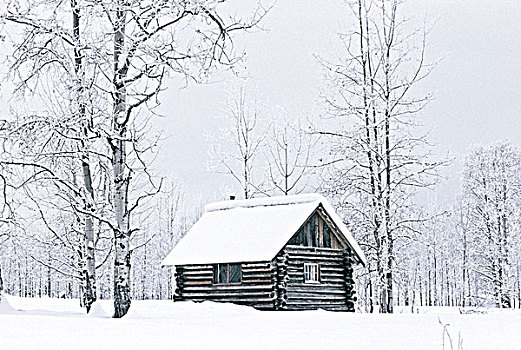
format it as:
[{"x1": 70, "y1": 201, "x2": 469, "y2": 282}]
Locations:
[{"x1": 1, "y1": 0, "x2": 521, "y2": 349}]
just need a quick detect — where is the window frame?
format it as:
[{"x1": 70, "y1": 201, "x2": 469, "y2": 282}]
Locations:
[
  {"x1": 304, "y1": 263, "x2": 320, "y2": 284},
  {"x1": 213, "y1": 263, "x2": 242, "y2": 285}
]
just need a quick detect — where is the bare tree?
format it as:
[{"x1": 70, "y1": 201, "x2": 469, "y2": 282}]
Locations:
[
  {"x1": 453, "y1": 197, "x2": 473, "y2": 307},
  {"x1": 318, "y1": 0, "x2": 444, "y2": 313},
  {"x1": 129, "y1": 181, "x2": 198, "y2": 300},
  {"x1": 266, "y1": 111, "x2": 314, "y2": 195},
  {"x1": 209, "y1": 83, "x2": 268, "y2": 199}
]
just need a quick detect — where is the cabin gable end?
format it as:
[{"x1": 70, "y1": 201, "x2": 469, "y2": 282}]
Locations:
[{"x1": 285, "y1": 205, "x2": 350, "y2": 251}]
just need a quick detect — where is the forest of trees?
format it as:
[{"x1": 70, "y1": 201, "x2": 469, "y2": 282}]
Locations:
[{"x1": 1, "y1": 0, "x2": 520, "y2": 317}]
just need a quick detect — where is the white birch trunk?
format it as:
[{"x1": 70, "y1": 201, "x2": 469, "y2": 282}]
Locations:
[
  {"x1": 112, "y1": 1, "x2": 131, "y2": 317},
  {"x1": 112, "y1": 136, "x2": 131, "y2": 317},
  {"x1": 72, "y1": 0, "x2": 97, "y2": 313}
]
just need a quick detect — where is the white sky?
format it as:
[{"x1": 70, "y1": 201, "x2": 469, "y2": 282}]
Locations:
[
  {"x1": 1, "y1": 0, "x2": 519, "y2": 205},
  {"x1": 152, "y1": 0, "x2": 521, "y2": 204}
]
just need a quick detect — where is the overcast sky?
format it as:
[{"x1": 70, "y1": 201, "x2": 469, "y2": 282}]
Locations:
[{"x1": 137, "y1": 0, "x2": 521, "y2": 203}]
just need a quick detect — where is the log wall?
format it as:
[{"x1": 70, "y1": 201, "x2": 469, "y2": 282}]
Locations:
[
  {"x1": 174, "y1": 262, "x2": 276, "y2": 310},
  {"x1": 279, "y1": 245, "x2": 355, "y2": 311}
]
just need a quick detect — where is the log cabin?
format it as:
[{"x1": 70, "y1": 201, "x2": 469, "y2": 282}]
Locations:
[{"x1": 161, "y1": 194, "x2": 367, "y2": 311}]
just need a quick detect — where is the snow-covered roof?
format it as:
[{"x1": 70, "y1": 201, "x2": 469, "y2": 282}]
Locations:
[{"x1": 161, "y1": 194, "x2": 367, "y2": 266}]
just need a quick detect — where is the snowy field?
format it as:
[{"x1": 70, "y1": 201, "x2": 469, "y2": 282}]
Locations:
[{"x1": 1, "y1": 294, "x2": 521, "y2": 350}]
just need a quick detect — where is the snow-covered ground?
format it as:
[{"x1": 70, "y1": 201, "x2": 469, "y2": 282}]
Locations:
[{"x1": 1, "y1": 294, "x2": 520, "y2": 349}]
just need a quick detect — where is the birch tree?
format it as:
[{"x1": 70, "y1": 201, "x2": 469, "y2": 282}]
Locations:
[
  {"x1": 1, "y1": 0, "x2": 112, "y2": 312},
  {"x1": 2, "y1": 0, "x2": 267, "y2": 317},
  {"x1": 103, "y1": 2, "x2": 267, "y2": 316},
  {"x1": 318, "y1": 0, "x2": 444, "y2": 313}
]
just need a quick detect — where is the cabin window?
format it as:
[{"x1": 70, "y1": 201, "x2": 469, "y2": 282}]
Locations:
[
  {"x1": 304, "y1": 263, "x2": 320, "y2": 283},
  {"x1": 213, "y1": 263, "x2": 242, "y2": 284}
]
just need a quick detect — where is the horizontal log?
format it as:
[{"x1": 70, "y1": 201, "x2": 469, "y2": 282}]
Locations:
[
  {"x1": 287, "y1": 271, "x2": 343, "y2": 279},
  {"x1": 183, "y1": 294, "x2": 274, "y2": 300},
  {"x1": 184, "y1": 281, "x2": 272, "y2": 288},
  {"x1": 184, "y1": 285, "x2": 273, "y2": 292},
  {"x1": 287, "y1": 284, "x2": 345, "y2": 291},
  {"x1": 181, "y1": 290, "x2": 276, "y2": 299},
  {"x1": 320, "y1": 274, "x2": 345, "y2": 279},
  {"x1": 287, "y1": 283, "x2": 345, "y2": 290},
  {"x1": 183, "y1": 281, "x2": 212, "y2": 286},
  {"x1": 286, "y1": 257, "x2": 344, "y2": 263},
  {"x1": 243, "y1": 272, "x2": 273, "y2": 277},
  {"x1": 285, "y1": 300, "x2": 348, "y2": 306},
  {"x1": 254, "y1": 305, "x2": 276, "y2": 310},
  {"x1": 181, "y1": 270, "x2": 213, "y2": 276},
  {"x1": 242, "y1": 279, "x2": 272, "y2": 284},
  {"x1": 286, "y1": 283, "x2": 346, "y2": 294},
  {"x1": 283, "y1": 306, "x2": 347, "y2": 312},
  {"x1": 180, "y1": 264, "x2": 272, "y2": 270},
  {"x1": 177, "y1": 265, "x2": 213, "y2": 270},
  {"x1": 321, "y1": 306, "x2": 351, "y2": 312},
  {"x1": 288, "y1": 255, "x2": 342, "y2": 264},
  {"x1": 184, "y1": 297, "x2": 275, "y2": 303},
  {"x1": 182, "y1": 274, "x2": 274, "y2": 282},
  {"x1": 320, "y1": 267, "x2": 344, "y2": 273},
  {"x1": 285, "y1": 245, "x2": 345, "y2": 253},
  {"x1": 287, "y1": 295, "x2": 346, "y2": 302},
  {"x1": 286, "y1": 260, "x2": 343, "y2": 267},
  {"x1": 286, "y1": 288, "x2": 346, "y2": 295},
  {"x1": 243, "y1": 262, "x2": 271, "y2": 268},
  {"x1": 286, "y1": 251, "x2": 344, "y2": 259},
  {"x1": 242, "y1": 268, "x2": 273, "y2": 274},
  {"x1": 283, "y1": 305, "x2": 350, "y2": 311},
  {"x1": 182, "y1": 275, "x2": 213, "y2": 281},
  {"x1": 243, "y1": 280, "x2": 273, "y2": 285},
  {"x1": 183, "y1": 291, "x2": 274, "y2": 299},
  {"x1": 243, "y1": 267, "x2": 272, "y2": 271},
  {"x1": 284, "y1": 305, "x2": 318, "y2": 311},
  {"x1": 178, "y1": 275, "x2": 213, "y2": 281},
  {"x1": 318, "y1": 278, "x2": 345, "y2": 284}
]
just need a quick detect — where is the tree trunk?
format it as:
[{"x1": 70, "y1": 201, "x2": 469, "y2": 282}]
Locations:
[
  {"x1": 47, "y1": 255, "x2": 51, "y2": 298},
  {"x1": 462, "y1": 227, "x2": 468, "y2": 307},
  {"x1": 517, "y1": 262, "x2": 521, "y2": 309},
  {"x1": 81, "y1": 150, "x2": 97, "y2": 312},
  {"x1": 142, "y1": 244, "x2": 147, "y2": 300},
  {"x1": 112, "y1": 134, "x2": 131, "y2": 317},
  {"x1": 385, "y1": 271, "x2": 393, "y2": 313},
  {"x1": 0, "y1": 263, "x2": 4, "y2": 299},
  {"x1": 419, "y1": 280, "x2": 423, "y2": 306},
  {"x1": 433, "y1": 251, "x2": 438, "y2": 306},
  {"x1": 71, "y1": 0, "x2": 97, "y2": 313},
  {"x1": 112, "y1": 2, "x2": 131, "y2": 318},
  {"x1": 83, "y1": 213, "x2": 96, "y2": 311},
  {"x1": 368, "y1": 279, "x2": 374, "y2": 313}
]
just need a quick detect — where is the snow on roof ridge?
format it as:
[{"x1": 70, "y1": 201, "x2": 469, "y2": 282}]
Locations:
[{"x1": 205, "y1": 193, "x2": 325, "y2": 213}]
